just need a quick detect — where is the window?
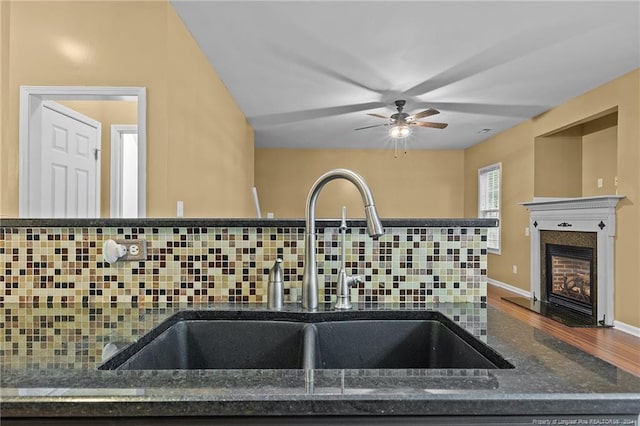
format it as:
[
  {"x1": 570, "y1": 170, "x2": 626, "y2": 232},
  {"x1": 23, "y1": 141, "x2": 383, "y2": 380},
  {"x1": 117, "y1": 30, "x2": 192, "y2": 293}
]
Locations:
[{"x1": 478, "y1": 163, "x2": 501, "y2": 253}]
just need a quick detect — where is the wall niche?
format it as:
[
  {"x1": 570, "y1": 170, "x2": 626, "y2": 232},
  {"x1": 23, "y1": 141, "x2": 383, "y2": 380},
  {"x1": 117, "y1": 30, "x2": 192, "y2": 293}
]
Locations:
[{"x1": 534, "y1": 108, "x2": 618, "y2": 198}]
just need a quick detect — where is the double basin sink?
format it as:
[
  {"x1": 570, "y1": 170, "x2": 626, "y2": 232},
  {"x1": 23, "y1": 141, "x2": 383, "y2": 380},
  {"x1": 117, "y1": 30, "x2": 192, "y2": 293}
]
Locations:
[{"x1": 98, "y1": 309, "x2": 513, "y2": 371}]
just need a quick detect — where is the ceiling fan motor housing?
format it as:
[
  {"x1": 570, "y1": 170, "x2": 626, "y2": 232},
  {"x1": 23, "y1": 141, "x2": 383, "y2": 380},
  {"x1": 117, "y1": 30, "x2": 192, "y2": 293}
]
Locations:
[
  {"x1": 392, "y1": 100, "x2": 410, "y2": 122},
  {"x1": 394, "y1": 100, "x2": 406, "y2": 112},
  {"x1": 391, "y1": 112, "x2": 410, "y2": 122}
]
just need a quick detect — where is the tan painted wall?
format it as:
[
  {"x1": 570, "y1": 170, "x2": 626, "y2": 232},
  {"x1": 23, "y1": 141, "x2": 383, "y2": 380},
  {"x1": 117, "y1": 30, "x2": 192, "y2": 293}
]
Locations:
[
  {"x1": 582, "y1": 125, "x2": 617, "y2": 196},
  {"x1": 534, "y1": 134, "x2": 583, "y2": 198},
  {"x1": 464, "y1": 120, "x2": 534, "y2": 291},
  {"x1": 465, "y1": 69, "x2": 640, "y2": 328},
  {"x1": 255, "y1": 149, "x2": 464, "y2": 219},
  {"x1": 58, "y1": 100, "x2": 138, "y2": 217},
  {"x1": 0, "y1": 1, "x2": 254, "y2": 218},
  {"x1": 164, "y1": 9, "x2": 254, "y2": 217},
  {"x1": 0, "y1": 1, "x2": 10, "y2": 209},
  {"x1": 533, "y1": 113, "x2": 618, "y2": 198}
]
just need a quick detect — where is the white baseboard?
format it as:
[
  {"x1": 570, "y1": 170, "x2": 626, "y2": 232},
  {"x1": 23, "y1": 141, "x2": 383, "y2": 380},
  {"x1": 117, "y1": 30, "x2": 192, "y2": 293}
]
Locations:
[
  {"x1": 613, "y1": 320, "x2": 640, "y2": 338},
  {"x1": 487, "y1": 278, "x2": 531, "y2": 298},
  {"x1": 487, "y1": 279, "x2": 640, "y2": 337}
]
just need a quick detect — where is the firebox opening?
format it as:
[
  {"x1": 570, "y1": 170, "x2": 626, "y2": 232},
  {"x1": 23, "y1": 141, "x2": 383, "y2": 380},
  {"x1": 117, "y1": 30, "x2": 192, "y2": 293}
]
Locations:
[{"x1": 545, "y1": 244, "x2": 595, "y2": 318}]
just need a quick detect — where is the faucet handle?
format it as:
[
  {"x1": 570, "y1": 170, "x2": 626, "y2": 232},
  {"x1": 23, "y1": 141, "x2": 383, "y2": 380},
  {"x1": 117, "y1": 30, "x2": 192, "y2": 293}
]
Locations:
[
  {"x1": 335, "y1": 272, "x2": 363, "y2": 310},
  {"x1": 347, "y1": 275, "x2": 364, "y2": 286}
]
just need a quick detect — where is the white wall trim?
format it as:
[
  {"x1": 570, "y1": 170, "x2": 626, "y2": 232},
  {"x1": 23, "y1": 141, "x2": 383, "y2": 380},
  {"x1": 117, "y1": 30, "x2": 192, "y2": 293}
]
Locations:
[
  {"x1": 613, "y1": 320, "x2": 640, "y2": 338},
  {"x1": 487, "y1": 278, "x2": 531, "y2": 298}
]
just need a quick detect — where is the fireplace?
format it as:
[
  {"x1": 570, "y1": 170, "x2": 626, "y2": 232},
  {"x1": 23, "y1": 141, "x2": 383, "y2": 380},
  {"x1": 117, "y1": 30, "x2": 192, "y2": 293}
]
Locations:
[
  {"x1": 545, "y1": 244, "x2": 594, "y2": 317},
  {"x1": 520, "y1": 196, "x2": 624, "y2": 326},
  {"x1": 538, "y1": 230, "x2": 598, "y2": 324}
]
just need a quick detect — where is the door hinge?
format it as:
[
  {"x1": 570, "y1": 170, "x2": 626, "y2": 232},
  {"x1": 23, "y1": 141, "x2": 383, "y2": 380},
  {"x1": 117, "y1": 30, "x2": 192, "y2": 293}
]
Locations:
[{"x1": 94, "y1": 148, "x2": 101, "y2": 160}]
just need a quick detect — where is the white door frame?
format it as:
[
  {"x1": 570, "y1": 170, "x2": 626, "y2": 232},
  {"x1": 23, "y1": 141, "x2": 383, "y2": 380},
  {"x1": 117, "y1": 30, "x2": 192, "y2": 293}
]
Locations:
[
  {"x1": 19, "y1": 86, "x2": 147, "y2": 217},
  {"x1": 110, "y1": 124, "x2": 138, "y2": 218}
]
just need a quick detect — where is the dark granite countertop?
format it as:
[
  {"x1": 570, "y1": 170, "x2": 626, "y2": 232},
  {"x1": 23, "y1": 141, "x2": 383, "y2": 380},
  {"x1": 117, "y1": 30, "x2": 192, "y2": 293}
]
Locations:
[
  {"x1": 0, "y1": 217, "x2": 498, "y2": 228},
  {"x1": 1, "y1": 303, "x2": 639, "y2": 420}
]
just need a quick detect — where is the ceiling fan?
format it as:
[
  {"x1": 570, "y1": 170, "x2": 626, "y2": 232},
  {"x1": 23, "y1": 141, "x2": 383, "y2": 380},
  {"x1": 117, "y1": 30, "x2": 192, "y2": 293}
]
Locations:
[{"x1": 355, "y1": 100, "x2": 448, "y2": 138}]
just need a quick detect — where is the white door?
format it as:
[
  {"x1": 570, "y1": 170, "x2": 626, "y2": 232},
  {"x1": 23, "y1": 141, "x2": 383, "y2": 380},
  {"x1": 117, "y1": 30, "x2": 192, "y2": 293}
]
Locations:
[{"x1": 40, "y1": 101, "x2": 101, "y2": 218}]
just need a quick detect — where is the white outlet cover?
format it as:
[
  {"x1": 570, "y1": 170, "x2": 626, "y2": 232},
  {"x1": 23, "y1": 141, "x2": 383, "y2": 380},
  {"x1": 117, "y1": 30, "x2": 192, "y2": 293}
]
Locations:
[{"x1": 103, "y1": 240, "x2": 126, "y2": 264}]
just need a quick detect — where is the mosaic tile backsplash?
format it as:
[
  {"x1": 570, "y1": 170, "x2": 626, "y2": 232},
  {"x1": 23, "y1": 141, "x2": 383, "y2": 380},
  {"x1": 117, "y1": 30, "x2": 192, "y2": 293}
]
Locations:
[
  {"x1": 0, "y1": 304, "x2": 488, "y2": 370},
  {"x1": 1, "y1": 222, "x2": 489, "y2": 370},
  {"x1": 1, "y1": 304, "x2": 172, "y2": 369},
  {"x1": 1, "y1": 225, "x2": 488, "y2": 305}
]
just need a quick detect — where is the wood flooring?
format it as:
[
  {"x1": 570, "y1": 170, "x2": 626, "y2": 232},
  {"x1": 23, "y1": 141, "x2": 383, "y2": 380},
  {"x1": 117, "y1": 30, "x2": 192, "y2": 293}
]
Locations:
[{"x1": 487, "y1": 284, "x2": 640, "y2": 378}]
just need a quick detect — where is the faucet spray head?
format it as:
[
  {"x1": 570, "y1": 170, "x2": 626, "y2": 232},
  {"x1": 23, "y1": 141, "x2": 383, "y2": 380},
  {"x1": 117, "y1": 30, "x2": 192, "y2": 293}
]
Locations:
[{"x1": 364, "y1": 205, "x2": 384, "y2": 238}]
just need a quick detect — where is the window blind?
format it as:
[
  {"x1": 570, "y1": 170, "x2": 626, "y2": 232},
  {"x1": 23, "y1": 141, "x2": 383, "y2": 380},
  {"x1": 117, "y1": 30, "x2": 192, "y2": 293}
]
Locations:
[{"x1": 478, "y1": 163, "x2": 501, "y2": 252}]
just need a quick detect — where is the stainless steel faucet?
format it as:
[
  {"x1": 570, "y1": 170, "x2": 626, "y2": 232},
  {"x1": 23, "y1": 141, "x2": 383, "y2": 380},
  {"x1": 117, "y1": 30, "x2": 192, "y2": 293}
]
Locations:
[{"x1": 302, "y1": 169, "x2": 384, "y2": 311}]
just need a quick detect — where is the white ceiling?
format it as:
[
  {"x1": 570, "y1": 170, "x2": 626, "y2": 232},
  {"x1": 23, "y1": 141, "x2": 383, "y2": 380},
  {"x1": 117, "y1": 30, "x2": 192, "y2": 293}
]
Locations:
[{"x1": 171, "y1": 1, "x2": 640, "y2": 150}]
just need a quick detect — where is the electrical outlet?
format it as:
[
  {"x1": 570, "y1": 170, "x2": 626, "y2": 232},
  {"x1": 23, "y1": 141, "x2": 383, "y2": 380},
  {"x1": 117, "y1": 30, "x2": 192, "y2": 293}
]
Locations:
[
  {"x1": 115, "y1": 239, "x2": 147, "y2": 261},
  {"x1": 512, "y1": 265, "x2": 518, "y2": 274},
  {"x1": 525, "y1": 227, "x2": 530, "y2": 237},
  {"x1": 597, "y1": 178, "x2": 603, "y2": 188}
]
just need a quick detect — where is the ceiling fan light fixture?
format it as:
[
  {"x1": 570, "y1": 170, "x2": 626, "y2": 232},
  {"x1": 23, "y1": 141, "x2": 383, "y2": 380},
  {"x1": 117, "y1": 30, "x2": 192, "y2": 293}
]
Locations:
[{"x1": 389, "y1": 124, "x2": 411, "y2": 139}]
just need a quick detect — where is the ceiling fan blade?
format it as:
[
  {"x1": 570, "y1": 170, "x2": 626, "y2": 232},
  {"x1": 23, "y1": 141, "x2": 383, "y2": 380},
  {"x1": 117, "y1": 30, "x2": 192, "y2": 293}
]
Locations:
[
  {"x1": 411, "y1": 108, "x2": 439, "y2": 119},
  {"x1": 249, "y1": 101, "x2": 386, "y2": 127},
  {"x1": 411, "y1": 121, "x2": 448, "y2": 129},
  {"x1": 274, "y1": 48, "x2": 387, "y2": 94},
  {"x1": 355, "y1": 123, "x2": 389, "y2": 131},
  {"x1": 366, "y1": 113, "x2": 390, "y2": 120},
  {"x1": 403, "y1": 19, "x2": 600, "y2": 97},
  {"x1": 413, "y1": 101, "x2": 548, "y2": 118},
  {"x1": 266, "y1": 24, "x2": 389, "y2": 95}
]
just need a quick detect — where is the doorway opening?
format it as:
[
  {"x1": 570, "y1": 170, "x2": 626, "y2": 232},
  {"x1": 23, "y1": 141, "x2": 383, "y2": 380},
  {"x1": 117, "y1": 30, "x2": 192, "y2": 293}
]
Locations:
[
  {"x1": 111, "y1": 125, "x2": 139, "y2": 218},
  {"x1": 19, "y1": 86, "x2": 146, "y2": 218}
]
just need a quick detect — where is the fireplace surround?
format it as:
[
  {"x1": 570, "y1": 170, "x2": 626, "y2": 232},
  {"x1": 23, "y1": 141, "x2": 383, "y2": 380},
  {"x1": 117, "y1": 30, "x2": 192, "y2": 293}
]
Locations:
[{"x1": 521, "y1": 196, "x2": 624, "y2": 326}]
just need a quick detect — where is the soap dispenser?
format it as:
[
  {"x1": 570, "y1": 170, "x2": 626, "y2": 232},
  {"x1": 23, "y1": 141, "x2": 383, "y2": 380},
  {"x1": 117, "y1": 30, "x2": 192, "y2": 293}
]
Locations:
[{"x1": 268, "y1": 258, "x2": 284, "y2": 310}]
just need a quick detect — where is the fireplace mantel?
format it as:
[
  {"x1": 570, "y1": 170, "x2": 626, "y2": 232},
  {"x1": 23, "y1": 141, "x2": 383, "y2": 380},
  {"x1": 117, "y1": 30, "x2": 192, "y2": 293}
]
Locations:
[
  {"x1": 520, "y1": 195, "x2": 624, "y2": 213},
  {"x1": 520, "y1": 195, "x2": 625, "y2": 325}
]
